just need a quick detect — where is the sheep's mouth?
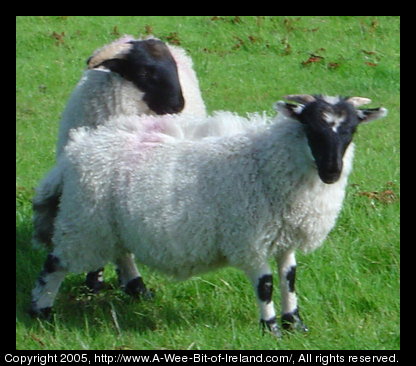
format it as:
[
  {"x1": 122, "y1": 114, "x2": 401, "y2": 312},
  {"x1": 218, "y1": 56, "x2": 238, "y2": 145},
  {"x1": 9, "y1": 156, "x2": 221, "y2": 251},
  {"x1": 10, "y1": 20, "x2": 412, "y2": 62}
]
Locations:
[
  {"x1": 152, "y1": 105, "x2": 183, "y2": 115},
  {"x1": 319, "y1": 172, "x2": 340, "y2": 184},
  {"x1": 145, "y1": 95, "x2": 185, "y2": 115},
  {"x1": 310, "y1": 161, "x2": 341, "y2": 184},
  {"x1": 317, "y1": 166, "x2": 342, "y2": 184}
]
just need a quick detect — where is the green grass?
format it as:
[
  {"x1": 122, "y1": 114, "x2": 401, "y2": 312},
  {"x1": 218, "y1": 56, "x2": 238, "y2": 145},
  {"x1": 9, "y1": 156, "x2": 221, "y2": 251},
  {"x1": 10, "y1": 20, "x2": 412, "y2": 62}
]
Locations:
[{"x1": 16, "y1": 16, "x2": 400, "y2": 350}]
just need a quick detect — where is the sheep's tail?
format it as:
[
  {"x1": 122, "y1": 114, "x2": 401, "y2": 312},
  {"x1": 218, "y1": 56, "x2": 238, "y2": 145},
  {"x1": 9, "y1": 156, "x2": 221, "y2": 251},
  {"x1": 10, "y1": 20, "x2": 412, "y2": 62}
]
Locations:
[{"x1": 32, "y1": 164, "x2": 63, "y2": 248}]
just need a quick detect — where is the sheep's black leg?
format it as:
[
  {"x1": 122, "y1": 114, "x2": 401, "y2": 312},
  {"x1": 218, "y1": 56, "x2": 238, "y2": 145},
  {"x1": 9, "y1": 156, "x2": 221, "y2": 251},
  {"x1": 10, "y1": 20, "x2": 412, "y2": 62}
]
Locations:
[
  {"x1": 246, "y1": 264, "x2": 282, "y2": 338},
  {"x1": 277, "y1": 250, "x2": 308, "y2": 332},
  {"x1": 29, "y1": 254, "x2": 67, "y2": 319},
  {"x1": 85, "y1": 268, "x2": 105, "y2": 293},
  {"x1": 116, "y1": 253, "x2": 154, "y2": 299}
]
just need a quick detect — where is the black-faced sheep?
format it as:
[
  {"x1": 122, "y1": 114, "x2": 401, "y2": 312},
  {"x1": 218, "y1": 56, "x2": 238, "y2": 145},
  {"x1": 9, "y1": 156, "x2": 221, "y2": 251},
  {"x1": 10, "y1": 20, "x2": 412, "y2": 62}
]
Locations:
[
  {"x1": 32, "y1": 35, "x2": 206, "y2": 297},
  {"x1": 30, "y1": 95, "x2": 387, "y2": 337}
]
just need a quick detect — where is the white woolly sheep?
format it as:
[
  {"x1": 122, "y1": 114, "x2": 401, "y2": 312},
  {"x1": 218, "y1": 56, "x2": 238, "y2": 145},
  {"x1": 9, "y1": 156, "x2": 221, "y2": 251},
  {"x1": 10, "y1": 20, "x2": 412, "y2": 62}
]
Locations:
[
  {"x1": 30, "y1": 95, "x2": 387, "y2": 337},
  {"x1": 32, "y1": 35, "x2": 206, "y2": 297},
  {"x1": 57, "y1": 34, "x2": 206, "y2": 156}
]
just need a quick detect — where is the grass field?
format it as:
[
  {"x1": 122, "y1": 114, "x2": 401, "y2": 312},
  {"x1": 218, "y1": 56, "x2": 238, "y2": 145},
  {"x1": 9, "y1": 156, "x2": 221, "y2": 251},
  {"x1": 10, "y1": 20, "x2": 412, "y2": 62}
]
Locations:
[{"x1": 16, "y1": 16, "x2": 400, "y2": 350}]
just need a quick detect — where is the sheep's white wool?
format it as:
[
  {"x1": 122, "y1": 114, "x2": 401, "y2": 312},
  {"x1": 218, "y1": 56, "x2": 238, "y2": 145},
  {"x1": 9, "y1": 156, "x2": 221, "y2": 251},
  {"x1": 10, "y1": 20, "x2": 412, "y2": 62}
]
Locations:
[
  {"x1": 167, "y1": 43, "x2": 206, "y2": 117},
  {"x1": 52, "y1": 111, "x2": 353, "y2": 277},
  {"x1": 56, "y1": 70, "x2": 150, "y2": 155}
]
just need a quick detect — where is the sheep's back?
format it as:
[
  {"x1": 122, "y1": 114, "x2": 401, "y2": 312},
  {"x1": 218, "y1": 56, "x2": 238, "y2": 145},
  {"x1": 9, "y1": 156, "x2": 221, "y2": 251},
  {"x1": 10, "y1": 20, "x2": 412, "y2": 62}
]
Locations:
[{"x1": 56, "y1": 70, "x2": 150, "y2": 156}]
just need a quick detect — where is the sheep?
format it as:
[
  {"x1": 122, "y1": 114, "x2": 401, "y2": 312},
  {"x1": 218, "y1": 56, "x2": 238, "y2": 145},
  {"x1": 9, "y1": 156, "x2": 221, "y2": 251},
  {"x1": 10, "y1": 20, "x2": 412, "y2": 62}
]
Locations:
[
  {"x1": 30, "y1": 95, "x2": 387, "y2": 337},
  {"x1": 57, "y1": 34, "x2": 206, "y2": 156},
  {"x1": 32, "y1": 35, "x2": 206, "y2": 297}
]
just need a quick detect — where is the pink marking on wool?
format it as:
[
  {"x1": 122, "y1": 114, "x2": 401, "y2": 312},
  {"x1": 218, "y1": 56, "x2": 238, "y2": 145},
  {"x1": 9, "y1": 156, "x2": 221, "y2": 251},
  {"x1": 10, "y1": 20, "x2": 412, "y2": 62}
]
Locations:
[
  {"x1": 140, "y1": 116, "x2": 174, "y2": 137},
  {"x1": 125, "y1": 133, "x2": 165, "y2": 162},
  {"x1": 127, "y1": 116, "x2": 176, "y2": 155},
  {"x1": 140, "y1": 132, "x2": 166, "y2": 144},
  {"x1": 144, "y1": 119, "x2": 165, "y2": 134}
]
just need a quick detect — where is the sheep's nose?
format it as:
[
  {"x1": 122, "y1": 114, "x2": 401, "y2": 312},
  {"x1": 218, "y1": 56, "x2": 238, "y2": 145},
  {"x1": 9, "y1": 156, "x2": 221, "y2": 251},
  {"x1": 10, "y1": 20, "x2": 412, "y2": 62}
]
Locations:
[
  {"x1": 148, "y1": 95, "x2": 185, "y2": 115},
  {"x1": 172, "y1": 94, "x2": 185, "y2": 113},
  {"x1": 319, "y1": 171, "x2": 341, "y2": 184},
  {"x1": 318, "y1": 164, "x2": 342, "y2": 184}
]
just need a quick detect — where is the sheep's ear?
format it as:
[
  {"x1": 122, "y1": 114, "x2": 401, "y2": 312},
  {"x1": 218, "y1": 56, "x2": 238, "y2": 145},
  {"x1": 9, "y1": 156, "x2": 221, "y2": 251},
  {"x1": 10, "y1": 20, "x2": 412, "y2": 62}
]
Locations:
[
  {"x1": 346, "y1": 97, "x2": 372, "y2": 107},
  {"x1": 357, "y1": 107, "x2": 388, "y2": 124},
  {"x1": 274, "y1": 94, "x2": 316, "y2": 121},
  {"x1": 274, "y1": 101, "x2": 304, "y2": 121}
]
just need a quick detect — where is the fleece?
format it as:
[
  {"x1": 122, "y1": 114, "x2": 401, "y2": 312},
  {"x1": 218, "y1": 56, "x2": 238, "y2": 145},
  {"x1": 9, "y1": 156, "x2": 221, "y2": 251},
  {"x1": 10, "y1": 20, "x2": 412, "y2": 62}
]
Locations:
[{"x1": 51, "y1": 111, "x2": 353, "y2": 278}]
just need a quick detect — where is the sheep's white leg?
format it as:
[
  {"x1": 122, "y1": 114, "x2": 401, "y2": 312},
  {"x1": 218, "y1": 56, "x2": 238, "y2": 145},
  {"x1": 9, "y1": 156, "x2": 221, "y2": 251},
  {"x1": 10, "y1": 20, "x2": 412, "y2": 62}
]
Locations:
[
  {"x1": 116, "y1": 253, "x2": 153, "y2": 299},
  {"x1": 277, "y1": 250, "x2": 308, "y2": 332},
  {"x1": 246, "y1": 263, "x2": 282, "y2": 338},
  {"x1": 30, "y1": 254, "x2": 67, "y2": 319}
]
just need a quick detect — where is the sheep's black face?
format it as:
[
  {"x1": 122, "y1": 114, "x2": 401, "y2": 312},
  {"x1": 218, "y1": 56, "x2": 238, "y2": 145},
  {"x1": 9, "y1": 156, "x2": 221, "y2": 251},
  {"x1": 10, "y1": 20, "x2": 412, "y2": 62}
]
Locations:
[
  {"x1": 138, "y1": 61, "x2": 186, "y2": 115},
  {"x1": 127, "y1": 40, "x2": 185, "y2": 114},
  {"x1": 99, "y1": 40, "x2": 185, "y2": 115},
  {"x1": 300, "y1": 99, "x2": 358, "y2": 184},
  {"x1": 276, "y1": 95, "x2": 387, "y2": 185}
]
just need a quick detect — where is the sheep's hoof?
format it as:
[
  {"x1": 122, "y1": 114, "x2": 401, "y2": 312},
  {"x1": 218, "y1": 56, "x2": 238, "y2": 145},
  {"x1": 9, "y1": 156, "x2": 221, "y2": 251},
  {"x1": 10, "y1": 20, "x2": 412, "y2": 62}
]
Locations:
[
  {"x1": 124, "y1": 277, "x2": 155, "y2": 300},
  {"x1": 28, "y1": 304, "x2": 53, "y2": 320},
  {"x1": 260, "y1": 318, "x2": 282, "y2": 338},
  {"x1": 281, "y1": 311, "x2": 309, "y2": 333},
  {"x1": 282, "y1": 320, "x2": 309, "y2": 333}
]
